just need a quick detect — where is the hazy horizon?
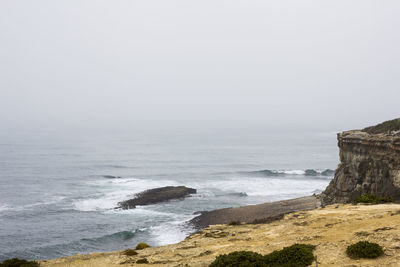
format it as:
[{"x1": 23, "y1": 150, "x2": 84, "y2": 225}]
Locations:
[{"x1": 1, "y1": 1, "x2": 399, "y2": 135}]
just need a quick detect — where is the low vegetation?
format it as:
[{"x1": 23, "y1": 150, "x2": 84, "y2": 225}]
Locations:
[
  {"x1": 122, "y1": 249, "x2": 138, "y2": 256},
  {"x1": 346, "y1": 241, "x2": 384, "y2": 259},
  {"x1": 136, "y1": 258, "x2": 149, "y2": 264},
  {"x1": 354, "y1": 194, "x2": 393, "y2": 204},
  {"x1": 0, "y1": 258, "x2": 40, "y2": 267},
  {"x1": 228, "y1": 221, "x2": 241, "y2": 226},
  {"x1": 209, "y1": 244, "x2": 315, "y2": 267},
  {"x1": 363, "y1": 118, "x2": 400, "y2": 134},
  {"x1": 264, "y1": 244, "x2": 315, "y2": 267},
  {"x1": 209, "y1": 251, "x2": 266, "y2": 267},
  {"x1": 135, "y1": 243, "x2": 151, "y2": 250}
]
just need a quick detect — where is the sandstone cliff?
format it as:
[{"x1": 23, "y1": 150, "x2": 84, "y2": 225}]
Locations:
[{"x1": 322, "y1": 118, "x2": 400, "y2": 204}]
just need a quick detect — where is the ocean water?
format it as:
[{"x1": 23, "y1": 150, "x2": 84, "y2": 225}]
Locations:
[{"x1": 0, "y1": 129, "x2": 338, "y2": 261}]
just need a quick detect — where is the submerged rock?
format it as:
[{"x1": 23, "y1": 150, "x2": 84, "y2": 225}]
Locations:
[
  {"x1": 304, "y1": 169, "x2": 318, "y2": 176},
  {"x1": 321, "y1": 118, "x2": 400, "y2": 204},
  {"x1": 241, "y1": 169, "x2": 284, "y2": 177},
  {"x1": 118, "y1": 186, "x2": 197, "y2": 209},
  {"x1": 102, "y1": 175, "x2": 121, "y2": 179},
  {"x1": 321, "y1": 169, "x2": 335, "y2": 176}
]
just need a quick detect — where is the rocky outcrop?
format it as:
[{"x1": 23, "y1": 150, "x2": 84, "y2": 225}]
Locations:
[
  {"x1": 118, "y1": 186, "x2": 196, "y2": 209},
  {"x1": 322, "y1": 118, "x2": 400, "y2": 204}
]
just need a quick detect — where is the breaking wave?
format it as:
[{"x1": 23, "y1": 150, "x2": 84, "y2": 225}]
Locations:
[{"x1": 240, "y1": 169, "x2": 335, "y2": 177}]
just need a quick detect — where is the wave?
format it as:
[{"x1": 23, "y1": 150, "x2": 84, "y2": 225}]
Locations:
[
  {"x1": 240, "y1": 169, "x2": 335, "y2": 177},
  {"x1": 0, "y1": 196, "x2": 67, "y2": 213},
  {"x1": 106, "y1": 207, "x2": 186, "y2": 218},
  {"x1": 0, "y1": 204, "x2": 10, "y2": 213},
  {"x1": 98, "y1": 164, "x2": 136, "y2": 169},
  {"x1": 0, "y1": 229, "x2": 148, "y2": 261},
  {"x1": 215, "y1": 192, "x2": 248, "y2": 197},
  {"x1": 74, "y1": 177, "x2": 181, "y2": 211},
  {"x1": 80, "y1": 230, "x2": 139, "y2": 244}
]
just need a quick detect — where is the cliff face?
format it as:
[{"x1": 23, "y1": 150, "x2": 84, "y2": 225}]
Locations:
[{"x1": 322, "y1": 119, "x2": 400, "y2": 204}]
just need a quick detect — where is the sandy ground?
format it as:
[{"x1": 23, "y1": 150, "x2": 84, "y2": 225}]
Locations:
[{"x1": 40, "y1": 203, "x2": 400, "y2": 267}]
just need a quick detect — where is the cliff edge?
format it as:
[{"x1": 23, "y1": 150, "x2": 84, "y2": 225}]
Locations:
[{"x1": 322, "y1": 118, "x2": 400, "y2": 204}]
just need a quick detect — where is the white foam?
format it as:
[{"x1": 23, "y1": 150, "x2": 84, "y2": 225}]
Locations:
[
  {"x1": 4, "y1": 196, "x2": 67, "y2": 212},
  {"x1": 187, "y1": 176, "x2": 329, "y2": 198},
  {"x1": 0, "y1": 204, "x2": 10, "y2": 212},
  {"x1": 281, "y1": 170, "x2": 305, "y2": 175},
  {"x1": 26, "y1": 196, "x2": 66, "y2": 207},
  {"x1": 149, "y1": 215, "x2": 196, "y2": 246},
  {"x1": 73, "y1": 177, "x2": 181, "y2": 212},
  {"x1": 105, "y1": 206, "x2": 182, "y2": 217},
  {"x1": 73, "y1": 172, "x2": 330, "y2": 212}
]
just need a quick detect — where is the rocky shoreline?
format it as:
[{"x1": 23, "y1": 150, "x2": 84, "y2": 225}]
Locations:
[
  {"x1": 40, "y1": 203, "x2": 400, "y2": 266},
  {"x1": 19, "y1": 118, "x2": 400, "y2": 266}
]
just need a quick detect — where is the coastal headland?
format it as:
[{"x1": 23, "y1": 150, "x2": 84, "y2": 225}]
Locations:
[{"x1": 35, "y1": 118, "x2": 400, "y2": 266}]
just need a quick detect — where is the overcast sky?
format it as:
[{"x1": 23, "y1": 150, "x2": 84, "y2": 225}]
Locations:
[{"x1": 0, "y1": 1, "x2": 399, "y2": 133}]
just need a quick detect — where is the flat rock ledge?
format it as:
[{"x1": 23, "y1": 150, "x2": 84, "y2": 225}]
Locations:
[
  {"x1": 117, "y1": 186, "x2": 197, "y2": 209},
  {"x1": 190, "y1": 195, "x2": 320, "y2": 229}
]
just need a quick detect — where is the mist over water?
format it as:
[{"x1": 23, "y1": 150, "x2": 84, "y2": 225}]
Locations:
[{"x1": 0, "y1": 129, "x2": 338, "y2": 260}]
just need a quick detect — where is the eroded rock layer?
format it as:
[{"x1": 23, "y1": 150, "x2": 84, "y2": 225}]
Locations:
[{"x1": 322, "y1": 119, "x2": 400, "y2": 204}]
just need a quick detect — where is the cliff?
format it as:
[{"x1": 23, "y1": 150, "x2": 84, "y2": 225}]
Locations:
[
  {"x1": 322, "y1": 118, "x2": 400, "y2": 204},
  {"x1": 40, "y1": 204, "x2": 400, "y2": 266}
]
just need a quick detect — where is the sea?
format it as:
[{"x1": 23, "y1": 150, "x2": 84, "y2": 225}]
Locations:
[{"x1": 0, "y1": 128, "x2": 339, "y2": 261}]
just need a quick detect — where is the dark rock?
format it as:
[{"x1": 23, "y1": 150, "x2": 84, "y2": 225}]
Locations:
[
  {"x1": 321, "y1": 169, "x2": 335, "y2": 176},
  {"x1": 190, "y1": 196, "x2": 320, "y2": 229},
  {"x1": 118, "y1": 186, "x2": 197, "y2": 209},
  {"x1": 228, "y1": 192, "x2": 247, "y2": 197},
  {"x1": 321, "y1": 118, "x2": 400, "y2": 205},
  {"x1": 241, "y1": 170, "x2": 283, "y2": 177},
  {"x1": 102, "y1": 175, "x2": 121, "y2": 179},
  {"x1": 304, "y1": 169, "x2": 318, "y2": 176}
]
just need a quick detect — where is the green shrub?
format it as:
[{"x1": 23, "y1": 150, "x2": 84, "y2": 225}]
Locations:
[
  {"x1": 354, "y1": 194, "x2": 393, "y2": 204},
  {"x1": 135, "y1": 243, "x2": 151, "y2": 250},
  {"x1": 228, "y1": 221, "x2": 240, "y2": 226},
  {"x1": 346, "y1": 241, "x2": 384, "y2": 259},
  {"x1": 209, "y1": 244, "x2": 316, "y2": 267},
  {"x1": 363, "y1": 118, "x2": 400, "y2": 134},
  {"x1": 136, "y1": 258, "x2": 149, "y2": 264},
  {"x1": 264, "y1": 244, "x2": 316, "y2": 267},
  {"x1": 122, "y1": 249, "x2": 138, "y2": 256},
  {"x1": 209, "y1": 251, "x2": 267, "y2": 267},
  {"x1": 0, "y1": 258, "x2": 40, "y2": 267}
]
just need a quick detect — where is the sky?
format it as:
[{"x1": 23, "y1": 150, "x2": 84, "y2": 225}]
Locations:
[{"x1": 0, "y1": 0, "x2": 399, "y2": 134}]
